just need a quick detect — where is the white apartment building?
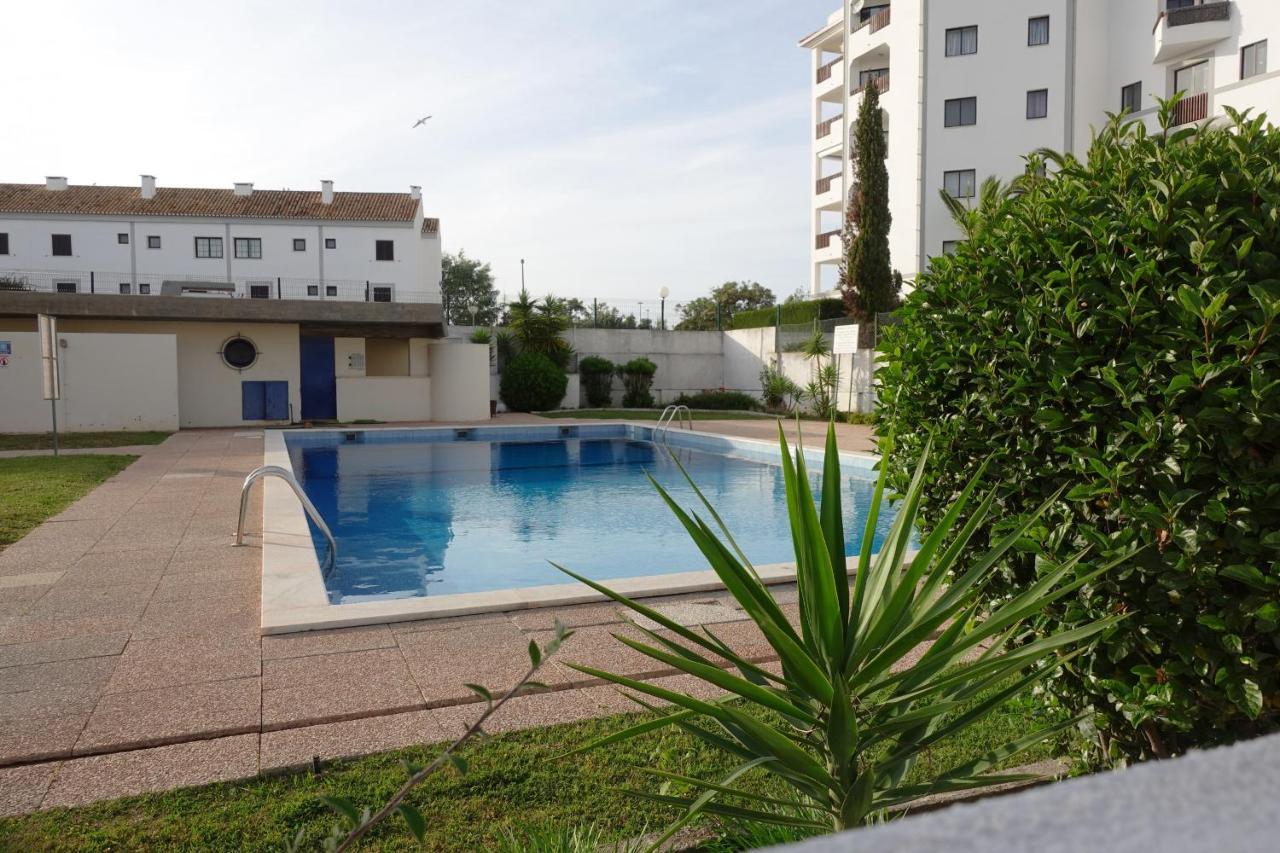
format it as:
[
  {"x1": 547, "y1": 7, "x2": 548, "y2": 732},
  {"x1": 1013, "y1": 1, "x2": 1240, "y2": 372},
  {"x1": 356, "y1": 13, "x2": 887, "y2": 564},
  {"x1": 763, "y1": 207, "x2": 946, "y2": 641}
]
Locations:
[
  {"x1": 0, "y1": 176, "x2": 441, "y2": 302},
  {"x1": 802, "y1": 0, "x2": 1280, "y2": 293}
]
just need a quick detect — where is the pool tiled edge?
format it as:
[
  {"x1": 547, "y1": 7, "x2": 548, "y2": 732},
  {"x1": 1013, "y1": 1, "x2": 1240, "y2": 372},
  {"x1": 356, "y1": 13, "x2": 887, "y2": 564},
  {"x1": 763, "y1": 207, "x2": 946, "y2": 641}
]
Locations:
[{"x1": 260, "y1": 423, "x2": 878, "y2": 635}]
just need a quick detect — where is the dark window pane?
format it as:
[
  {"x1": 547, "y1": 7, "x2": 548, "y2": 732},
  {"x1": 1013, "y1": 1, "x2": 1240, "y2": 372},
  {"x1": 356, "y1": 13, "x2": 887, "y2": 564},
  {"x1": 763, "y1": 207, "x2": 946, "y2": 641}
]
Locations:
[
  {"x1": 326, "y1": 285, "x2": 338, "y2": 297},
  {"x1": 147, "y1": 235, "x2": 161, "y2": 249},
  {"x1": 325, "y1": 238, "x2": 337, "y2": 249},
  {"x1": 56, "y1": 280, "x2": 78, "y2": 293},
  {"x1": 249, "y1": 284, "x2": 271, "y2": 299},
  {"x1": 1027, "y1": 89, "x2": 1048, "y2": 119},
  {"x1": 139, "y1": 283, "x2": 151, "y2": 294},
  {"x1": 0, "y1": 233, "x2": 8, "y2": 255},
  {"x1": 1121, "y1": 82, "x2": 1142, "y2": 112},
  {"x1": 372, "y1": 286, "x2": 393, "y2": 302},
  {"x1": 1028, "y1": 16, "x2": 1049, "y2": 46},
  {"x1": 375, "y1": 240, "x2": 395, "y2": 261},
  {"x1": 307, "y1": 285, "x2": 319, "y2": 296},
  {"x1": 119, "y1": 283, "x2": 131, "y2": 294},
  {"x1": 52, "y1": 234, "x2": 72, "y2": 256},
  {"x1": 293, "y1": 238, "x2": 306, "y2": 251},
  {"x1": 222, "y1": 336, "x2": 258, "y2": 369},
  {"x1": 118, "y1": 233, "x2": 129, "y2": 244}
]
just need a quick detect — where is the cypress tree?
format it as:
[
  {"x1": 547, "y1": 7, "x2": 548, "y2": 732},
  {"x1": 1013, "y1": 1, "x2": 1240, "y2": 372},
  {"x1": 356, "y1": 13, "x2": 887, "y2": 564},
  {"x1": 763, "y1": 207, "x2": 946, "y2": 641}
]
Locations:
[{"x1": 840, "y1": 83, "x2": 897, "y2": 321}]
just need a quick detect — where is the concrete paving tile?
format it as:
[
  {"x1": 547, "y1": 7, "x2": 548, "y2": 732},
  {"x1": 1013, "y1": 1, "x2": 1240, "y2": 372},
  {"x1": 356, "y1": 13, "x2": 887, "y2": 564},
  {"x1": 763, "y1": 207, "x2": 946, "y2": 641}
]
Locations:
[
  {"x1": 164, "y1": 545, "x2": 258, "y2": 575},
  {"x1": 150, "y1": 570, "x2": 257, "y2": 602},
  {"x1": 0, "y1": 571, "x2": 63, "y2": 589},
  {"x1": 537, "y1": 625, "x2": 676, "y2": 688},
  {"x1": 0, "y1": 714, "x2": 88, "y2": 764},
  {"x1": 262, "y1": 647, "x2": 407, "y2": 691},
  {"x1": 508, "y1": 602, "x2": 629, "y2": 631},
  {"x1": 0, "y1": 762, "x2": 59, "y2": 817},
  {"x1": 386, "y1": 611, "x2": 515, "y2": 635},
  {"x1": 75, "y1": 677, "x2": 261, "y2": 753},
  {"x1": 0, "y1": 618, "x2": 137, "y2": 647},
  {"x1": 0, "y1": 684, "x2": 103, "y2": 719},
  {"x1": 54, "y1": 550, "x2": 173, "y2": 589},
  {"x1": 261, "y1": 676, "x2": 423, "y2": 731},
  {"x1": 25, "y1": 582, "x2": 156, "y2": 621},
  {"x1": 105, "y1": 632, "x2": 260, "y2": 693},
  {"x1": 261, "y1": 709, "x2": 448, "y2": 773},
  {"x1": 431, "y1": 685, "x2": 624, "y2": 737},
  {"x1": 132, "y1": 593, "x2": 258, "y2": 637},
  {"x1": 43, "y1": 733, "x2": 260, "y2": 810},
  {"x1": 697, "y1": 618, "x2": 776, "y2": 661},
  {"x1": 0, "y1": 541, "x2": 94, "y2": 573},
  {"x1": 261, "y1": 624, "x2": 395, "y2": 660},
  {"x1": 397, "y1": 621, "x2": 532, "y2": 706},
  {"x1": 0, "y1": 632, "x2": 129, "y2": 668},
  {"x1": 0, "y1": 656, "x2": 118, "y2": 694}
]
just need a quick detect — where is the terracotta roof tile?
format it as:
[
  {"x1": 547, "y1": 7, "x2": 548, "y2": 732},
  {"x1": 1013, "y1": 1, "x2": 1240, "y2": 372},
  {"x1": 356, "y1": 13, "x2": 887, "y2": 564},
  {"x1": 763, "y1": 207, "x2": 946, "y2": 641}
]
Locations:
[
  {"x1": 421, "y1": 217, "x2": 439, "y2": 235},
  {"x1": 0, "y1": 183, "x2": 419, "y2": 222}
]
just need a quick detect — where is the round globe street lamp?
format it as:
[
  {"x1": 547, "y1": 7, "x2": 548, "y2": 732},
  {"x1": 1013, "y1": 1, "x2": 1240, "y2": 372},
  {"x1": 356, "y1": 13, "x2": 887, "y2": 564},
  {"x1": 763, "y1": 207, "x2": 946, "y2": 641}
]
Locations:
[{"x1": 659, "y1": 286, "x2": 670, "y2": 330}]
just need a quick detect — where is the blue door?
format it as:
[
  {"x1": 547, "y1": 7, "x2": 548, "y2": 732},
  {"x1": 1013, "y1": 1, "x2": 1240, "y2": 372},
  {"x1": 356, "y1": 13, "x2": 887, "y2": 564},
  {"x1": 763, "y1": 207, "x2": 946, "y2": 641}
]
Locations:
[
  {"x1": 241, "y1": 381, "x2": 290, "y2": 420},
  {"x1": 299, "y1": 335, "x2": 337, "y2": 421}
]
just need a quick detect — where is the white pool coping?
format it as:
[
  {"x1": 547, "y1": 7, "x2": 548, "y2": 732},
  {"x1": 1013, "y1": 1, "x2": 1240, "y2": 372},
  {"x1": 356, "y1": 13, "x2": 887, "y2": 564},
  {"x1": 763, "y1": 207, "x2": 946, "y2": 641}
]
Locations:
[{"x1": 259, "y1": 423, "x2": 879, "y2": 635}]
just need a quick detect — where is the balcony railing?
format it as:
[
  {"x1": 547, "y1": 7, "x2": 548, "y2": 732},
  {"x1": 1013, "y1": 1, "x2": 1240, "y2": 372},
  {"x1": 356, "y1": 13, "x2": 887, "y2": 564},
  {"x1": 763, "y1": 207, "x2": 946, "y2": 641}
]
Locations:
[
  {"x1": 851, "y1": 73, "x2": 890, "y2": 96},
  {"x1": 0, "y1": 269, "x2": 440, "y2": 303},
  {"x1": 853, "y1": 6, "x2": 891, "y2": 34},
  {"x1": 1153, "y1": 1, "x2": 1231, "y2": 34},
  {"x1": 1171, "y1": 91, "x2": 1209, "y2": 125},
  {"x1": 816, "y1": 56, "x2": 842, "y2": 83},
  {"x1": 816, "y1": 114, "x2": 843, "y2": 139},
  {"x1": 815, "y1": 229, "x2": 842, "y2": 250},
  {"x1": 815, "y1": 173, "x2": 842, "y2": 195}
]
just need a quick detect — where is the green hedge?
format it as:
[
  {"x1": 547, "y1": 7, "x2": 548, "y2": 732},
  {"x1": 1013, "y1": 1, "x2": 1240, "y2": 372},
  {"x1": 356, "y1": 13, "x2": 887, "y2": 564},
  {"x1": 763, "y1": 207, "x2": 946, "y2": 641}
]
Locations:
[
  {"x1": 877, "y1": 106, "x2": 1280, "y2": 764},
  {"x1": 730, "y1": 298, "x2": 846, "y2": 330},
  {"x1": 672, "y1": 390, "x2": 761, "y2": 411},
  {"x1": 499, "y1": 353, "x2": 568, "y2": 412}
]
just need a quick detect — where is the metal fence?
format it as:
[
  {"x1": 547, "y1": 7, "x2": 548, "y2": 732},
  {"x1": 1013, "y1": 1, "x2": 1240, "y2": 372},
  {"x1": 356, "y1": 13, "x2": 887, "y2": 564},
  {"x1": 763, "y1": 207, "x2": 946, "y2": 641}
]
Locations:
[
  {"x1": 776, "y1": 311, "x2": 896, "y2": 353},
  {"x1": 0, "y1": 269, "x2": 440, "y2": 304}
]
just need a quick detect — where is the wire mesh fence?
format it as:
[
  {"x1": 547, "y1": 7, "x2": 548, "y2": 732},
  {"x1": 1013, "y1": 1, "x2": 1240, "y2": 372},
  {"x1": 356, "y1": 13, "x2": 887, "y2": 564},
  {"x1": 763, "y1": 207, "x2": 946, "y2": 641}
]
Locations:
[
  {"x1": 0, "y1": 269, "x2": 440, "y2": 303},
  {"x1": 776, "y1": 311, "x2": 895, "y2": 352}
]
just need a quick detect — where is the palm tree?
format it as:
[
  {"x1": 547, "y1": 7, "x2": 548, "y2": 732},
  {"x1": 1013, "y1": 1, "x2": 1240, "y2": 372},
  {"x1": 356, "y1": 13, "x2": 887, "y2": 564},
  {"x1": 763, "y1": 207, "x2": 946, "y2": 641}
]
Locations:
[{"x1": 939, "y1": 175, "x2": 1020, "y2": 240}]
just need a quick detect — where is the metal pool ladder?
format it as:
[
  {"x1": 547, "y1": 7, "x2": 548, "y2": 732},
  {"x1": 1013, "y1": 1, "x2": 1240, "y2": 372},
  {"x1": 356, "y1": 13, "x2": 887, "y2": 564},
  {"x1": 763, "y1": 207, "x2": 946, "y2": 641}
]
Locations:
[
  {"x1": 654, "y1": 404, "x2": 692, "y2": 444},
  {"x1": 234, "y1": 465, "x2": 336, "y2": 571}
]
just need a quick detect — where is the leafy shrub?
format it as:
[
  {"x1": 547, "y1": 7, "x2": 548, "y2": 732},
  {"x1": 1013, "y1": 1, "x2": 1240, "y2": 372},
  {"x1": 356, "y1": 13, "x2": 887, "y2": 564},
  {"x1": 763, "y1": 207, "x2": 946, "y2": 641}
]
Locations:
[
  {"x1": 559, "y1": 425, "x2": 1125, "y2": 839},
  {"x1": 619, "y1": 357, "x2": 657, "y2": 408},
  {"x1": 760, "y1": 365, "x2": 804, "y2": 414},
  {"x1": 499, "y1": 353, "x2": 568, "y2": 412},
  {"x1": 578, "y1": 356, "x2": 616, "y2": 408},
  {"x1": 468, "y1": 328, "x2": 492, "y2": 345},
  {"x1": 731, "y1": 298, "x2": 846, "y2": 330},
  {"x1": 672, "y1": 390, "x2": 760, "y2": 411},
  {"x1": 877, "y1": 104, "x2": 1280, "y2": 763}
]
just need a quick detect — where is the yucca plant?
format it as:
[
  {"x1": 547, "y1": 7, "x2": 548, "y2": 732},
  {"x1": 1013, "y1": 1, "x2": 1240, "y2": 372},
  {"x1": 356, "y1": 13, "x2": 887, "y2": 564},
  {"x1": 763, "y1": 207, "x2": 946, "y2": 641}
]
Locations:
[{"x1": 556, "y1": 423, "x2": 1131, "y2": 845}]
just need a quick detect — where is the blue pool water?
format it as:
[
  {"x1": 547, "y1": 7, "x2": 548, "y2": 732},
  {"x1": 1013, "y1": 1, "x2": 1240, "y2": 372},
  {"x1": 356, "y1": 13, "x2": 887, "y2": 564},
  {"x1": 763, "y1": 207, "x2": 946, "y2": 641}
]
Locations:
[{"x1": 286, "y1": 429, "x2": 893, "y2": 604}]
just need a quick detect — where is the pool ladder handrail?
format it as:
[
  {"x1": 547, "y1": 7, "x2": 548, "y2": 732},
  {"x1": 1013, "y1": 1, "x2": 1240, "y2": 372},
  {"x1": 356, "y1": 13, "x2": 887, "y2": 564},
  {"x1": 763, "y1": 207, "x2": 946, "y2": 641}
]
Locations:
[
  {"x1": 654, "y1": 404, "x2": 692, "y2": 444},
  {"x1": 234, "y1": 465, "x2": 336, "y2": 572}
]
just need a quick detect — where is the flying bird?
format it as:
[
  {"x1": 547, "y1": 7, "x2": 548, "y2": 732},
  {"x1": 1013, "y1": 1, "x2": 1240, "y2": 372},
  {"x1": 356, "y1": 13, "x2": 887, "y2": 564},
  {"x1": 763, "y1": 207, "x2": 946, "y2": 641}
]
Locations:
[{"x1": 412, "y1": 115, "x2": 432, "y2": 128}]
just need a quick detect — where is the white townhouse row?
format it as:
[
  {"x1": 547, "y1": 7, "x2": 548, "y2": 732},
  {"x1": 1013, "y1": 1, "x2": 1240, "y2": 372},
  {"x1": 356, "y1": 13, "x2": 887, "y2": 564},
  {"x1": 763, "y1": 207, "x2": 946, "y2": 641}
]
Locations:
[
  {"x1": 801, "y1": 0, "x2": 1280, "y2": 293},
  {"x1": 0, "y1": 176, "x2": 442, "y2": 302}
]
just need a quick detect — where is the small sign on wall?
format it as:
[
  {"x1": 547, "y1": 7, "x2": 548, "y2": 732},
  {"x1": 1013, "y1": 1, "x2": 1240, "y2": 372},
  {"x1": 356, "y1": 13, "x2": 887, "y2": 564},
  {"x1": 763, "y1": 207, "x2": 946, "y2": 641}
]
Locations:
[
  {"x1": 832, "y1": 324, "x2": 860, "y2": 355},
  {"x1": 0, "y1": 340, "x2": 10, "y2": 368}
]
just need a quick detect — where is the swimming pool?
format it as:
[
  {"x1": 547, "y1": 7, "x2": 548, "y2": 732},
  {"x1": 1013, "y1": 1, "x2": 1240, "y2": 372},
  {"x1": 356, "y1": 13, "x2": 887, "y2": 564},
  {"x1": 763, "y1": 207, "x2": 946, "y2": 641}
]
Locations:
[{"x1": 279, "y1": 424, "x2": 891, "y2": 605}]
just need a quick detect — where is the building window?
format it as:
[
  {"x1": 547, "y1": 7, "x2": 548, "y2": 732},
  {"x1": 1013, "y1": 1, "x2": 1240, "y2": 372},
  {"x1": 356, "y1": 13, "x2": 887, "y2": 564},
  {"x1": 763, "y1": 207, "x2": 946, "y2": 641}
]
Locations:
[
  {"x1": 139, "y1": 282, "x2": 151, "y2": 295},
  {"x1": 941, "y1": 240, "x2": 964, "y2": 256},
  {"x1": 307, "y1": 284, "x2": 319, "y2": 296},
  {"x1": 944, "y1": 169, "x2": 977, "y2": 199},
  {"x1": 944, "y1": 97, "x2": 977, "y2": 127},
  {"x1": 234, "y1": 237, "x2": 262, "y2": 259},
  {"x1": 0, "y1": 233, "x2": 8, "y2": 255},
  {"x1": 945, "y1": 26, "x2": 978, "y2": 57},
  {"x1": 147, "y1": 235, "x2": 161, "y2": 249},
  {"x1": 51, "y1": 234, "x2": 72, "y2": 256},
  {"x1": 1175, "y1": 60, "x2": 1210, "y2": 96},
  {"x1": 1028, "y1": 16, "x2": 1050, "y2": 46},
  {"x1": 325, "y1": 237, "x2": 337, "y2": 249},
  {"x1": 1242, "y1": 40, "x2": 1267, "y2": 80},
  {"x1": 375, "y1": 240, "x2": 395, "y2": 261},
  {"x1": 117, "y1": 233, "x2": 129, "y2": 245},
  {"x1": 858, "y1": 3, "x2": 888, "y2": 23},
  {"x1": 56, "y1": 280, "x2": 78, "y2": 293},
  {"x1": 1166, "y1": 0, "x2": 1196, "y2": 9},
  {"x1": 119, "y1": 283, "x2": 131, "y2": 294},
  {"x1": 326, "y1": 285, "x2": 338, "y2": 297},
  {"x1": 1121, "y1": 81, "x2": 1143, "y2": 112},
  {"x1": 371, "y1": 285, "x2": 393, "y2": 302},
  {"x1": 1027, "y1": 88, "x2": 1049, "y2": 119},
  {"x1": 221, "y1": 336, "x2": 258, "y2": 370},
  {"x1": 195, "y1": 236, "x2": 223, "y2": 258},
  {"x1": 248, "y1": 284, "x2": 272, "y2": 299},
  {"x1": 293, "y1": 238, "x2": 306, "y2": 252}
]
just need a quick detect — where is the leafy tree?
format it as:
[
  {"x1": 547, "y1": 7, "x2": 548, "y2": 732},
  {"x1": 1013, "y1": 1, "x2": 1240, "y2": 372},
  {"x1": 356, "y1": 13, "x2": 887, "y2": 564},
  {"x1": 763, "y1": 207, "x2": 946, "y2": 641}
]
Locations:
[
  {"x1": 840, "y1": 84, "x2": 898, "y2": 321},
  {"x1": 878, "y1": 103, "x2": 1280, "y2": 765},
  {"x1": 442, "y1": 250, "x2": 500, "y2": 326},
  {"x1": 676, "y1": 281, "x2": 775, "y2": 330},
  {"x1": 503, "y1": 288, "x2": 572, "y2": 369}
]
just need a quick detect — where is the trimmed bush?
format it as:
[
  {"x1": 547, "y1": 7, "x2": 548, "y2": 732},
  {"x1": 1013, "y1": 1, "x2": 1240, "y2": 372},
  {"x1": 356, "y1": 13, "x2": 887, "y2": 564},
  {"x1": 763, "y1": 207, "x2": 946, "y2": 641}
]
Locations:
[
  {"x1": 730, "y1": 298, "x2": 846, "y2": 330},
  {"x1": 672, "y1": 390, "x2": 760, "y2": 411},
  {"x1": 499, "y1": 353, "x2": 567, "y2": 412},
  {"x1": 579, "y1": 356, "x2": 616, "y2": 408},
  {"x1": 619, "y1": 357, "x2": 657, "y2": 408},
  {"x1": 877, "y1": 106, "x2": 1280, "y2": 763}
]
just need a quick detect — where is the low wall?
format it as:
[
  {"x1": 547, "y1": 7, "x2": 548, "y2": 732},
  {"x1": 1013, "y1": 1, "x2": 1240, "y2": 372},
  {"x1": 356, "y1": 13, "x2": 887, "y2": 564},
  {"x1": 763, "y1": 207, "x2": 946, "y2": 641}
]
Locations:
[
  {"x1": 336, "y1": 377, "x2": 431, "y2": 422},
  {"x1": 429, "y1": 342, "x2": 490, "y2": 421}
]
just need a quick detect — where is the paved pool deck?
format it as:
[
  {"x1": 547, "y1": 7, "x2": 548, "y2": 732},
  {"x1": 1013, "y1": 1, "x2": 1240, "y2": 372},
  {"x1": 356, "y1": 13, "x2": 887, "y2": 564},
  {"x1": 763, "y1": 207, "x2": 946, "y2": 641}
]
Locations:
[{"x1": 0, "y1": 417, "x2": 873, "y2": 817}]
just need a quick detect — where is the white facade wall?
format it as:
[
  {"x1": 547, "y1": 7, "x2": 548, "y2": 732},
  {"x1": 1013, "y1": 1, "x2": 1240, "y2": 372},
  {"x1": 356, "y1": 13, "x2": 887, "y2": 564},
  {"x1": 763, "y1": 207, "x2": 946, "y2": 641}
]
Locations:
[
  {"x1": 0, "y1": 331, "x2": 179, "y2": 432},
  {"x1": 428, "y1": 342, "x2": 491, "y2": 421},
  {"x1": 804, "y1": 0, "x2": 1280, "y2": 291}
]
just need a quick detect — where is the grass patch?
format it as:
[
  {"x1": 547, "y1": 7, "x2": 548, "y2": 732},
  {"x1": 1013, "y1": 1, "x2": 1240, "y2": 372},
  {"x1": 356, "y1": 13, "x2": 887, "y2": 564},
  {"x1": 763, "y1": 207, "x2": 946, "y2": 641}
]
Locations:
[
  {"x1": 0, "y1": 431, "x2": 170, "y2": 451},
  {"x1": 537, "y1": 409, "x2": 773, "y2": 421},
  {"x1": 0, "y1": 691, "x2": 1069, "y2": 851},
  {"x1": 0, "y1": 455, "x2": 136, "y2": 548}
]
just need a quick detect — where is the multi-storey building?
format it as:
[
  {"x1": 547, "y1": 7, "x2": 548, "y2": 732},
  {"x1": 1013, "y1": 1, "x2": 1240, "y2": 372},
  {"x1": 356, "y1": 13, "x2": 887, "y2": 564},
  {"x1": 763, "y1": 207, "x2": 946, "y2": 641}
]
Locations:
[
  {"x1": 0, "y1": 177, "x2": 490, "y2": 430},
  {"x1": 802, "y1": 0, "x2": 1280, "y2": 294}
]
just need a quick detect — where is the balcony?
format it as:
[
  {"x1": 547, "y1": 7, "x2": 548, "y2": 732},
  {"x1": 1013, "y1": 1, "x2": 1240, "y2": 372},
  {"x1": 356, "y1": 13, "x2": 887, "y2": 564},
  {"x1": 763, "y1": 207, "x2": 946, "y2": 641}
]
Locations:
[
  {"x1": 816, "y1": 113, "x2": 843, "y2": 140},
  {"x1": 815, "y1": 57, "x2": 844, "y2": 101},
  {"x1": 815, "y1": 229, "x2": 842, "y2": 262},
  {"x1": 851, "y1": 72, "x2": 890, "y2": 97},
  {"x1": 816, "y1": 173, "x2": 842, "y2": 195},
  {"x1": 816, "y1": 56, "x2": 842, "y2": 84},
  {"x1": 1153, "y1": 1, "x2": 1231, "y2": 62},
  {"x1": 815, "y1": 229, "x2": 842, "y2": 250},
  {"x1": 1171, "y1": 91, "x2": 1209, "y2": 125},
  {"x1": 852, "y1": 5, "x2": 891, "y2": 35}
]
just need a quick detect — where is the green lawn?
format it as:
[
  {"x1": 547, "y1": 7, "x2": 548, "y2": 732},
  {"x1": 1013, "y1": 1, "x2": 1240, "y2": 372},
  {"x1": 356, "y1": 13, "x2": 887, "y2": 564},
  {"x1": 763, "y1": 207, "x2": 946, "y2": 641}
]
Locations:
[
  {"x1": 0, "y1": 431, "x2": 171, "y2": 451},
  {"x1": 0, "y1": 691, "x2": 1068, "y2": 852},
  {"x1": 0, "y1": 455, "x2": 137, "y2": 548},
  {"x1": 538, "y1": 409, "x2": 774, "y2": 421}
]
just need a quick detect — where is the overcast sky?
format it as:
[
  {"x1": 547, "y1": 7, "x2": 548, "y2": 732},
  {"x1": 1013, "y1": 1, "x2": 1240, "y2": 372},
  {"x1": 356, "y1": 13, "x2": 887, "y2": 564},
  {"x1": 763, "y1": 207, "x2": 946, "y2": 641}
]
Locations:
[{"x1": 5, "y1": 0, "x2": 833, "y2": 311}]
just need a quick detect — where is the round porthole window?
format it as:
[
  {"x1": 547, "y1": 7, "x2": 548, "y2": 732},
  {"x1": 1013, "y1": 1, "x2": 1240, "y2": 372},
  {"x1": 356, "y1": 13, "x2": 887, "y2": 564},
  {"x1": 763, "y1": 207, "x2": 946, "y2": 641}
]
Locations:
[{"x1": 221, "y1": 336, "x2": 258, "y2": 370}]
